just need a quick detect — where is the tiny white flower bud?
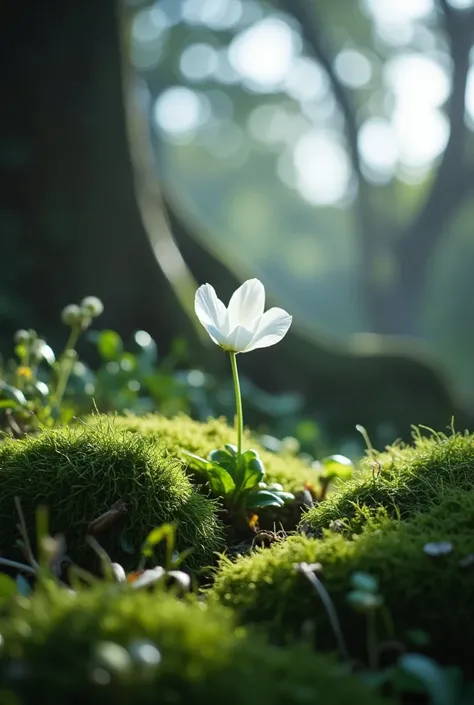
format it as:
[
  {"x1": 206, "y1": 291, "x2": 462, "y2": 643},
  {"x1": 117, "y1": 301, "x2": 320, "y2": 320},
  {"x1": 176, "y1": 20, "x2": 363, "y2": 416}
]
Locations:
[
  {"x1": 61, "y1": 304, "x2": 81, "y2": 326},
  {"x1": 81, "y1": 296, "x2": 104, "y2": 318},
  {"x1": 14, "y1": 329, "x2": 30, "y2": 344}
]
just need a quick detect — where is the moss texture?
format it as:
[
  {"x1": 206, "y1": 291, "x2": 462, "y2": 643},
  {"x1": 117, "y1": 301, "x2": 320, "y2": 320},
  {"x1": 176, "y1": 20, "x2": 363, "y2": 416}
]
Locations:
[
  {"x1": 0, "y1": 585, "x2": 388, "y2": 705},
  {"x1": 211, "y1": 487, "x2": 474, "y2": 671},
  {"x1": 301, "y1": 428, "x2": 474, "y2": 535},
  {"x1": 94, "y1": 412, "x2": 320, "y2": 494},
  {"x1": 0, "y1": 419, "x2": 225, "y2": 572}
]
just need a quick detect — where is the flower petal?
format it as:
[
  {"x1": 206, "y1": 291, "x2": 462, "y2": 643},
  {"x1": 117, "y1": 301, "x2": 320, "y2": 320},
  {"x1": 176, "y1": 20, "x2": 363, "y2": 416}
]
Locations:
[
  {"x1": 227, "y1": 279, "x2": 265, "y2": 330},
  {"x1": 243, "y1": 307, "x2": 292, "y2": 352},
  {"x1": 204, "y1": 323, "x2": 230, "y2": 348},
  {"x1": 222, "y1": 325, "x2": 256, "y2": 353},
  {"x1": 195, "y1": 284, "x2": 229, "y2": 338}
]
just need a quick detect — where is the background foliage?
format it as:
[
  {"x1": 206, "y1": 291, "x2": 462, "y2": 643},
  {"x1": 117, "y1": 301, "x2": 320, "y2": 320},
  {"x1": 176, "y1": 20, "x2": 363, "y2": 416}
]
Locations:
[{"x1": 2, "y1": 0, "x2": 474, "y2": 448}]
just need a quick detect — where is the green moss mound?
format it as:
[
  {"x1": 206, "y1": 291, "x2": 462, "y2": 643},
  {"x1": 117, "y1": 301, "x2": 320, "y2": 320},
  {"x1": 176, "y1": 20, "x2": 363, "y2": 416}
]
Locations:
[
  {"x1": 301, "y1": 428, "x2": 474, "y2": 535},
  {"x1": 211, "y1": 487, "x2": 474, "y2": 671},
  {"x1": 95, "y1": 413, "x2": 319, "y2": 494},
  {"x1": 0, "y1": 585, "x2": 388, "y2": 705},
  {"x1": 0, "y1": 420, "x2": 224, "y2": 571}
]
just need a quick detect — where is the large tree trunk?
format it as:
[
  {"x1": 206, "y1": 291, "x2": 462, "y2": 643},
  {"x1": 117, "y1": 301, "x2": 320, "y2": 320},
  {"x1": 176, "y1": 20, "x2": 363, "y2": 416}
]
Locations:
[{"x1": 1, "y1": 0, "x2": 195, "y2": 354}]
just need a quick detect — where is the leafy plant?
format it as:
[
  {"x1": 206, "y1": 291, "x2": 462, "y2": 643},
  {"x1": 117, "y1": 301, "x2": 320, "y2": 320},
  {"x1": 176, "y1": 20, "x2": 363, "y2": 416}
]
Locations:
[
  {"x1": 184, "y1": 443, "x2": 294, "y2": 517},
  {"x1": 184, "y1": 279, "x2": 298, "y2": 524},
  {"x1": 0, "y1": 296, "x2": 104, "y2": 433}
]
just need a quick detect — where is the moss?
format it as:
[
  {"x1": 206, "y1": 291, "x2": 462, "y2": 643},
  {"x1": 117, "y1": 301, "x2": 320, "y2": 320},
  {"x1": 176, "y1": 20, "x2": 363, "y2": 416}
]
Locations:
[
  {"x1": 301, "y1": 428, "x2": 474, "y2": 535},
  {"x1": 93, "y1": 413, "x2": 320, "y2": 495},
  {"x1": 0, "y1": 419, "x2": 225, "y2": 571},
  {"x1": 0, "y1": 585, "x2": 388, "y2": 705},
  {"x1": 211, "y1": 487, "x2": 474, "y2": 671}
]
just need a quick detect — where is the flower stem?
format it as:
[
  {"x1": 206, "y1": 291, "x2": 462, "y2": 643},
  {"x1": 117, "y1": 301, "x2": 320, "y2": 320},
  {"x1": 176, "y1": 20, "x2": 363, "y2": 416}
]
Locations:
[
  {"x1": 55, "y1": 326, "x2": 81, "y2": 406},
  {"x1": 229, "y1": 352, "x2": 243, "y2": 457}
]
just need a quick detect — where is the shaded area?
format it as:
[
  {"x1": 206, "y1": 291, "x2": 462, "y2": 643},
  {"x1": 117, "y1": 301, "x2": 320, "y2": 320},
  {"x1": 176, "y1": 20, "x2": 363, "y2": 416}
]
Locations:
[{"x1": 1, "y1": 0, "x2": 472, "y2": 446}]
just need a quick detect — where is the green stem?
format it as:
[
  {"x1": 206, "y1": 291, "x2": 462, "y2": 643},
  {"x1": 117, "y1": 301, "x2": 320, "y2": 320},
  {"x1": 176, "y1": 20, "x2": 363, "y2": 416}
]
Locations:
[
  {"x1": 54, "y1": 326, "x2": 81, "y2": 406},
  {"x1": 229, "y1": 352, "x2": 243, "y2": 457}
]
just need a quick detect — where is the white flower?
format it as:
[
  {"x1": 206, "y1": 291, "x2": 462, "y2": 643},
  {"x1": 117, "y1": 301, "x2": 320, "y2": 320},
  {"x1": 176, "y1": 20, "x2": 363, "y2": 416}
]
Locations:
[{"x1": 195, "y1": 278, "x2": 292, "y2": 353}]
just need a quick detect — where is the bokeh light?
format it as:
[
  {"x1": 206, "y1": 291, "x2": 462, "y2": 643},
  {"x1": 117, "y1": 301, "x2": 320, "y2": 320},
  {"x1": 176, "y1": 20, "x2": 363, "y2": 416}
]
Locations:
[
  {"x1": 293, "y1": 131, "x2": 352, "y2": 205},
  {"x1": 180, "y1": 44, "x2": 219, "y2": 82},
  {"x1": 228, "y1": 17, "x2": 300, "y2": 91},
  {"x1": 334, "y1": 49, "x2": 372, "y2": 89},
  {"x1": 154, "y1": 87, "x2": 210, "y2": 140}
]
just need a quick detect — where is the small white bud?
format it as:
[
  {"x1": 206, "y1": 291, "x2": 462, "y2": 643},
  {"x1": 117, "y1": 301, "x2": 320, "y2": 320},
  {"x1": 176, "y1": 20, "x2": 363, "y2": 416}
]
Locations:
[
  {"x1": 61, "y1": 304, "x2": 81, "y2": 326},
  {"x1": 14, "y1": 329, "x2": 30, "y2": 344},
  {"x1": 81, "y1": 296, "x2": 104, "y2": 318}
]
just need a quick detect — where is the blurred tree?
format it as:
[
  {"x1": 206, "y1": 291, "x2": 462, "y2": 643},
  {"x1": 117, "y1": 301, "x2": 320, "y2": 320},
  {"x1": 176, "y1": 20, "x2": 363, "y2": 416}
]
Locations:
[
  {"x1": 1, "y1": 0, "x2": 471, "y2": 444},
  {"x1": 124, "y1": 0, "x2": 474, "y2": 407},
  {"x1": 279, "y1": 0, "x2": 474, "y2": 337},
  {"x1": 0, "y1": 0, "x2": 199, "y2": 354}
]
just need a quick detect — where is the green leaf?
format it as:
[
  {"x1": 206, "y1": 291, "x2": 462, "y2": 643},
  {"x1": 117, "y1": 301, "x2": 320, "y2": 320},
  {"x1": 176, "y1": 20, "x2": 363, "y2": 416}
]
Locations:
[
  {"x1": 205, "y1": 464, "x2": 236, "y2": 496},
  {"x1": 244, "y1": 490, "x2": 285, "y2": 509},
  {"x1": 271, "y1": 491, "x2": 295, "y2": 503},
  {"x1": 142, "y1": 523, "x2": 176, "y2": 558},
  {"x1": 398, "y1": 654, "x2": 454, "y2": 705},
  {"x1": 182, "y1": 450, "x2": 213, "y2": 473},
  {"x1": 0, "y1": 381, "x2": 27, "y2": 406},
  {"x1": 183, "y1": 452, "x2": 235, "y2": 497},
  {"x1": 239, "y1": 457, "x2": 265, "y2": 493},
  {"x1": 0, "y1": 400, "x2": 17, "y2": 409},
  {"x1": 224, "y1": 444, "x2": 238, "y2": 455},
  {"x1": 0, "y1": 574, "x2": 18, "y2": 604},
  {"x1": 97, "y1": 330, "x2": 123, "y2": 361},
  {"x1": 267, "y1": 482, "x2": 283, "y2": 492},
  {"x1": 208, "y1": 448, "x2": 234, "y2": 468},
  {"x1": 320, "y1": 454, "x2": 354, "y2": 482},
  {"x1": 351, "y1": 571, "x2": 379, "y2": 593}
]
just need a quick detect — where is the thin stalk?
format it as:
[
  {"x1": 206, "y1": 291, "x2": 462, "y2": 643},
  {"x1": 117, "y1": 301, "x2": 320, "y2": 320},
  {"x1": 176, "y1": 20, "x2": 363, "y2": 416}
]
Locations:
[
  {"x1": 55, "y1": 326, "x2": 81, "y2": 405},
  {"x1": 229, "y1": 352, "x2": 243, "y2": 457},
  {"x1": 15, "y1": 496, "x2": 39, "y2": 570},
  {"x1": 300, "y1": 566, "x2": 350, "y2": 662},
  {"x1": 0, "y1": 558, "x2": 36, "y2": 576},
  {"x1": 356, "y1": 424, "x2": 377, "y2": 462}
]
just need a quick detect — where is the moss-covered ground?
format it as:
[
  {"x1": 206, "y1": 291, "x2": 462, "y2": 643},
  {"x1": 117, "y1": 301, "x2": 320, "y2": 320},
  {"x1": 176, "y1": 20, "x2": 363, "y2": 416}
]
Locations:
[
  {"x1": 211, "y1": 485, "x2": 474, "y2": 670},
  {"x1": 0, "y1": 584, "x2": 388, "y2": 705},
  {"x1": 97, "y1": 412, "x2": 320, "y2": 495},
  {"x1": 1, "y1": 418, "x2": 473, "y2": 701},
  {"x1": 301, "y1": 428, "x2": 474, "y2": 535},
  {"x1": 0, "y1": 418, "x2": 225, "y2": 572}
]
